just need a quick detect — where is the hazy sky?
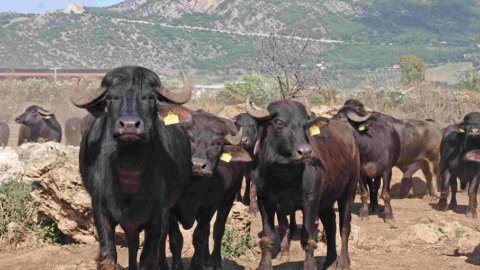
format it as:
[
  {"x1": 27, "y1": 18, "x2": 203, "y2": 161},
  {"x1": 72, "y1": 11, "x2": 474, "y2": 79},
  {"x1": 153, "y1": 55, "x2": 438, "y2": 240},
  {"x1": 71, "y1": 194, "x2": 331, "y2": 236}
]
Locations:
[{"x1": 0, "y1": 0, "x2": 124, "y2": 14}]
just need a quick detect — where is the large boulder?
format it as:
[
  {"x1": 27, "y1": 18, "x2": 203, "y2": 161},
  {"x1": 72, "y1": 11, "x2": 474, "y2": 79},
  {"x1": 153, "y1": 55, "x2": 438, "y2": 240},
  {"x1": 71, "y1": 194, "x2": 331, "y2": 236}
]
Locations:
[{"x1": 218, "y1": 104, "x2": 245, "y2": 119}]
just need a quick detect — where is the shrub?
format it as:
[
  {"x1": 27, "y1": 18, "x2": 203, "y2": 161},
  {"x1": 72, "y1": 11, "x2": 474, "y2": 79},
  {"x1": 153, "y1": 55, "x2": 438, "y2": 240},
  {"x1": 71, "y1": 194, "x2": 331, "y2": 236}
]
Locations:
[
  {"x1": 221, "y1": 228, "x2": 253, "y2": 259},
  {"x1": 458, "y1": 68, "x2": 480, "y2": 92},
  {"x1": 219, "y1": 73, "x2": 280, "y2": 107},
  {"x1": 399, "y1": 55, "x2": 426, "y2": 85}
]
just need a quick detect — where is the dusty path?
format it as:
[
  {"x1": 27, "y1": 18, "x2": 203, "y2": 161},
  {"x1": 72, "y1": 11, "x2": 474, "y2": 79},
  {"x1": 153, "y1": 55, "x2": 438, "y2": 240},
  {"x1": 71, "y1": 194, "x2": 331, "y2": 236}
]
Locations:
[{"x1": 1, "y1": 169, "x2": 479, "y2": 270}]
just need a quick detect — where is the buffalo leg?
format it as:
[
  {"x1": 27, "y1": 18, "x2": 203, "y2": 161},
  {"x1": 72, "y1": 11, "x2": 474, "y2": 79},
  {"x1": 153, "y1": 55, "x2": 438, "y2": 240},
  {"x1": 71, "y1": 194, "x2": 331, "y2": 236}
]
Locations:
[
  {"x1": 276, "y1": 214, "x2": 290, "y2": 261},
  {"x1": 125, "y1": 229, "x2": 140, "y2": 270},
  {"x1": 141, "y1": 209, "x2": 166, "y2": 270},
  {"x1": 438, "y1": 170, "x2": 453, "y2": 211},
  {"x1": 209, "y1": 191, "x2": 237, "y2": 270},
  {"x1": 336, "y1": 179, "x2": 356, "y2": 270},
  {"x1": 421, "y1": 160, "x2": 439, "y2": 200},
  {"x1": 399, "y1": 163, "x2": 419, "y2": 198},
  {"x1": 190, "y1": 206, "x2": 216, "y2": 270},
  {"x1": 302, "y1": 196, "x2": 320, "y2": 270},
  {"x1": 367, "y1": 177, "x2": 381, "y2": 213},
  {"x1": 93, "y1": 208, "x2": 117, "y2": 270},
  {"x1": 358, "y1": 174, "x2": 370, "y2": 220},
  {"x1": 169, "y1": 215, "x2": 184, "y2": 270},
  {"x1": 257, "y1": 197, "x2": 276, "y2": 270},
  {"x1": 243, "y1": 174, "x2": 252, "y2": 206},
  {"x1": 318, "y1": 206, "x2": 337, "y2": 270},
  {"x1": 466, "y1": 175, "x2": 479, "y2": 219},
  {"x1": 381, "y1": 170, "x2": 396, "y2": 227},
  {"x1": 448, "y1": 176, "x2": 458, "y2": 210},
  {"x1": 249, "y1": 172, "x2": 259, "y2": 214}
]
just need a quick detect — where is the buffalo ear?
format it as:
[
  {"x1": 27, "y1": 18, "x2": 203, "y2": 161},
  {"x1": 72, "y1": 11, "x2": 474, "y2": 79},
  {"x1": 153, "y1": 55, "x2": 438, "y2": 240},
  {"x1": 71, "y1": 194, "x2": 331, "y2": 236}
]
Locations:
[
  {"x1": 452, "y1": 124, "x2": 466, "y2": 133},
  {"x1": 157, "y1": 102, "x2": 193, "y2": 126},
  {"x1": 220, "y1": 145, "x2": 252, "y2": 163},
  {"x1": 307, "y1": 117, "x2": 330, "y2": 136}
]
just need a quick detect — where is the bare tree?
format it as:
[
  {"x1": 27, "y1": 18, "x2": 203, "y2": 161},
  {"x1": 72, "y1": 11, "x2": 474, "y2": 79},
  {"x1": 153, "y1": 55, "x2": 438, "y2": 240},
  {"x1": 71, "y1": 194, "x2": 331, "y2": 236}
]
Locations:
[{"x1": 255, "y1": 27, "x2": 323, "y2": 100}]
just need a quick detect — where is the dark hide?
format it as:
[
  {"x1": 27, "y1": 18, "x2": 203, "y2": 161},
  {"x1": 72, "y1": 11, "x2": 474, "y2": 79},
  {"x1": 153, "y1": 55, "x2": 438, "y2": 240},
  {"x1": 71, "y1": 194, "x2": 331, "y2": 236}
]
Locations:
[
  {"x1": 165, "y1": 110, "x2": 251, "y2": 270},
  {"x1": 80, "y1": 113, "x2": 95, "y2": 137},
  {"x1": 0, "y1": 122, "x2": 9, "y2": 146},
  {"x1": 438, "y1": 112, "x2": 480, "y2": 218},
  {"x1": 342, "y1": 99, "x2": 442, "y2": 199},
  {"x1": 77, "y1": 66, "x2": 192, "y2": 270},
  {"x1": 233, "y1": 113, "x2": 259, "y2": 211},
  {"x1": 333, "y1": 105, "x2": 401, "y2": 224},
  {"x1": 249, "y1": 100, "x2": 360, "y2": 270},
  {"x1": 64, "y1": 117, "x2": 82, "y2": 146},
  {"x1": 15, "y1": 105, "x2": 62, "y2": 145}
]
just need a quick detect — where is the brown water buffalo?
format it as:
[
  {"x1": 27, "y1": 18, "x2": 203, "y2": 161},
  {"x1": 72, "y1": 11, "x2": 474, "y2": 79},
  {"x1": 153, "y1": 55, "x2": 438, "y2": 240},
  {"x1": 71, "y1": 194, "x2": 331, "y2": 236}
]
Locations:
[
  {"x1": 0, "y1": 122, "x2": 9, "y2": 146},
  {"x1": 64, "y1": 117, "x2": 82, "y2": 146},
  {"x1": 15, "y1": 105, "x2": 62, "y2": 145},
  {"x1": 246, "y1": 99, "x2": 360, "y2": 270},
  {"x1": 343, "y1": 99, "x2": 442, "y2": 200},
  {"x1": 438, "y1": 112, "x2": 480, "y2": 218},
  {"x1": 333, "y1": 105, "x2": 400, "y2": 226},
  {"x1": 165, "y1": 110, "x2": 251, "y2": 270},
  {"x1": 72, "y1": 66, "x2": 193, "y2": 270}
]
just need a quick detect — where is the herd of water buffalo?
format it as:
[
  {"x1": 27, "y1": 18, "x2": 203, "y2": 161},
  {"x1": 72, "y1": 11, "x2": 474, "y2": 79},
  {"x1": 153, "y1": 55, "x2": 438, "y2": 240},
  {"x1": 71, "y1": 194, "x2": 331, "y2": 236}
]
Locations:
[{"x1": 1, "y1": 65, "x2": 479, "y2": 270}]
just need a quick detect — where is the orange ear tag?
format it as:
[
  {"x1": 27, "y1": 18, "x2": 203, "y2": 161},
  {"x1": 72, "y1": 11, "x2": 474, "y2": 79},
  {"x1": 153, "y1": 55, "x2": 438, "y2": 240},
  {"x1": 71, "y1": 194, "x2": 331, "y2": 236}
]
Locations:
[{"x1": 164, "y1": 112, "x2": 180, "y2": 126}]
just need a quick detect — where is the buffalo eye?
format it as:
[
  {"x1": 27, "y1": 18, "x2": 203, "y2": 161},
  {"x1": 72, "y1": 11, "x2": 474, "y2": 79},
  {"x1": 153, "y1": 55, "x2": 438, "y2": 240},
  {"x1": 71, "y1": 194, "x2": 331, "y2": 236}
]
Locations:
[
  {"x1": 274, "y1": 119, "x2": 286, "y2": 129},
  {"x1": 141, "y1": 94, "x2": 156, "y2": 101},
  {"x1": 105, "y1": 94, "x2": 120, "y2": 102}
]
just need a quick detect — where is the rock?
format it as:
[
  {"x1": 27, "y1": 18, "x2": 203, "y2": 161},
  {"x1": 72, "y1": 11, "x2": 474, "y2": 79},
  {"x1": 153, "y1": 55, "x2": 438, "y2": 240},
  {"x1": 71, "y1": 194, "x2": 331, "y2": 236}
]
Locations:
[
  {"x1": 309, "y1": 105, "x2": 342, "y2": 118},
  {"x1": 25, "y1": 143, "x2": 96, "y2": 244},
  {"x1": 227, "y1": 202, "x2": 251, "y2": 234},
  {"x1": 0, "y1": 147, "x2": 23, "y2": 185},
  {"x1": 396, "y1": 223, "x2": 443, "y2": 244}
]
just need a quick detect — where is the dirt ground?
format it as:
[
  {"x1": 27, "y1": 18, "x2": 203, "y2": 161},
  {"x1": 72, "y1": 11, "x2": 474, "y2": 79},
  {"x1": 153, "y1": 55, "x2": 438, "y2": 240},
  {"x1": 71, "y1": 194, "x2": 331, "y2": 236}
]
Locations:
[{"x1": 0, "y1": 169, "x2": 479, "y2": 270}]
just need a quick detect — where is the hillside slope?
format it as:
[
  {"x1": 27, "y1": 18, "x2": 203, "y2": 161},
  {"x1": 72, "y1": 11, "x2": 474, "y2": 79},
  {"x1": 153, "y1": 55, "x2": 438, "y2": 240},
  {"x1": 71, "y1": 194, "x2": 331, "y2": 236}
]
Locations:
[{"x1": 0, "y1": 0, "x2": 478, "y2": 74}]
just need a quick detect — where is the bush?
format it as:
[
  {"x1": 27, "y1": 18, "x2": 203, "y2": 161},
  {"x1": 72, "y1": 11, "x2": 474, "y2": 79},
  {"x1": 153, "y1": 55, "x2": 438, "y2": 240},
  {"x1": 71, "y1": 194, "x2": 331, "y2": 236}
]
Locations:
[
  {"x1": 399, "y1": 55, "x2": 426, "y2": 85},
  {"x1": 458, "y1": 68, "x2": 480, "y2": 92},
  {"x1": 219, "y1": 73, "x2": 280, "y2": 107},
  {"x1": 221, "y1": 228, "x2": 253, "y2": 259}
]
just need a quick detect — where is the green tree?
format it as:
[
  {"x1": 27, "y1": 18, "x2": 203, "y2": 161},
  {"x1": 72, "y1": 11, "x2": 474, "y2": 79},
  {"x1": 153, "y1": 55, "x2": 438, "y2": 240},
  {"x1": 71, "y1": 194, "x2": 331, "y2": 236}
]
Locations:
[
  {"x1": 458, "y1": 69, "x2": 480, "y2": 92},
  {"x1": 398, "y1": 55, "x2": 426, "y2": 85},
  {"x1": 219, "y1": 73, "x2": 280, "y2": 107}
]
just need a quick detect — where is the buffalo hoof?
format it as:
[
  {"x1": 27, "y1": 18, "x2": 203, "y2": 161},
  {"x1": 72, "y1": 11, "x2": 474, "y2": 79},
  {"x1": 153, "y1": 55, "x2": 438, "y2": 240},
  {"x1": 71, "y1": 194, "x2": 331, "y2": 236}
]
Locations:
[
  {"x1": 466, "y1": 209, "x2": 477, "y2": 219},
  {"x1": 320, "y1": 256, "x2": 336, "y2": 270},
  {"x1": 171, "y1": 262, "x2": 184, "y2": 270},
  {"x1": 277, "y1": 249, "x2": 290, "y2": 263},
  {"x1": 369, "y1": 204, "x2": 378, "y2": 214},
  {"x1": 159, "y1": 261, "x2": 170, "y2": 270},
  {"x1": 438, "y1": 198, "x2": 448, "y2": 211},
  {"x1": 249, "y1": 204, "x2": 259, "y2": 215},
  {"x1": 384, "y1": 218, "x2": 398, "y2": 229},
  {"x1": 97, "y1": 259, "x2": 116, "y2": 270},
  {"x1": 304, "y1": 258, "x2": 317, "y2": 270},
  {"x1": 448, "y1": 201, "x2": 458, "y2": 211},
  {"x1": 334, "y1": 256, "x2": 350, "y2": 270},
  {"x1": 359, "y1": 207, "x2": 369, "y2": 221}
]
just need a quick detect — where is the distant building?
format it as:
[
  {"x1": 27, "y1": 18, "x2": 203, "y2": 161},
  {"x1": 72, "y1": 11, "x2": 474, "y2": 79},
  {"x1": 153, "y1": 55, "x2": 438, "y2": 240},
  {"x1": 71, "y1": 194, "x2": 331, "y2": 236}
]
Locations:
[{"x1": 66, "y1": 3, "x2": 85, "y2": 14}]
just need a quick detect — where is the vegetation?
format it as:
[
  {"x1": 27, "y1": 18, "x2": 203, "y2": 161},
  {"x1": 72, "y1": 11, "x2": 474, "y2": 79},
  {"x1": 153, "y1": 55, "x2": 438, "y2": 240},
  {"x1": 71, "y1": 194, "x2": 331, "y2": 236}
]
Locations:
[
  {"x1": 458, "y1": 69, "x2": 480, "y2": 92},
  {"x1": 398, "y1": 55, "x2": 426, "y2": 85},
  {"x1": 219, "y1": 74, "x2": 280, "y2": 107},
  {"x1": 221, "y1": 228, "x2": 253, "y2": 259}
]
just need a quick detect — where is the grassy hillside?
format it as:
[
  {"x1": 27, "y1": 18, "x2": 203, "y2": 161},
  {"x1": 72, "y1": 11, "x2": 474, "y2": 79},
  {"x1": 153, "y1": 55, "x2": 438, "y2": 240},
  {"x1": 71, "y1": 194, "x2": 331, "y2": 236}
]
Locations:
[{"x1": 0, "y1": 0, "x2": 478, "y2": 75}]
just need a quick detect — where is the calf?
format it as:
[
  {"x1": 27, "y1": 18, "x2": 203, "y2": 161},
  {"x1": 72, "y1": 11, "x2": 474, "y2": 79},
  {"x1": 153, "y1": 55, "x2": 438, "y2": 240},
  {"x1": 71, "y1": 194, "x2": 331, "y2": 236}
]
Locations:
[
  {"x1": 72, "y1": 66, "x2": 193, "y2": 270},
  {"x1": 64, "y1": 117, "x2": 82, "y2": 146},
  {"x1": 233, "y1": 113, "x2": 259, "y2": 211},
  {"x1": 166, "y1": 110, "x2": 251, "y2": 270},
  {"x1": 0, "y1": 122, "x2": 9, "y2": 146},
  {"x1": 333, "y1": 105, "x2": 400, "y2": 225},
  {"x1": 15, "y1": 105, "x2": 62, "y2": 145},
  {"x1": 438, "y1": 112, "x2": 480, "y2": 218},
  {"x1": 246, "y1": 99, "x2": 360, "y2": 270}
]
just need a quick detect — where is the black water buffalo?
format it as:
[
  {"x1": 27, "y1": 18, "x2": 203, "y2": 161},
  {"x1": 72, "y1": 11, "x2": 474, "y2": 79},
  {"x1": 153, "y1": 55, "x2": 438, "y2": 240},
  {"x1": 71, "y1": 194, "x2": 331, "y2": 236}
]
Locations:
[
  {"x1": 72, "y1": 66, "x2": 193, "y2": 270},
  {"x1": 438, "y1": 112, "x2": 480, "y2": 218},
  {"x1": 233, "y1": 113, "x2": 259, "y2": 211},
  {"x1": 342, "y1": 99, "x2": 442, "y2": 200},
  {"x1": 15, "y1": 105, "x2": 62, "y2": 145},
  {"x1": 64, "y1": 117, "x2": 82, "y2": 146},
  {"x1": 166, "y1": 110, "x2": 251, "y2": 270},
  {"x1": 80, "y1": 113, "x2": 95, "y2": 136},
  {"x1": 246, "y1": 99, "x2": 360, "y2": 270},
  {"x1": 0, "y1": 122, "x2": 9, "y2": 146},
  {"x1": 333, "y1": 105, "x2": 400, "y2": 226}
]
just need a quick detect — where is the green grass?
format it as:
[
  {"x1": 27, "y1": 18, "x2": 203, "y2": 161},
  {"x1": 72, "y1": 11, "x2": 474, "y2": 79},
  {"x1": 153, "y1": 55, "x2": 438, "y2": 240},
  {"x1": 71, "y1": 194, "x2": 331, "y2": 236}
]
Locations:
[
  {"x1": 425, "y1": 62, "x2": 474, "y2": 84},
  {"x1": 221, "y1": 228, "x2": 253, "y2": 259}
]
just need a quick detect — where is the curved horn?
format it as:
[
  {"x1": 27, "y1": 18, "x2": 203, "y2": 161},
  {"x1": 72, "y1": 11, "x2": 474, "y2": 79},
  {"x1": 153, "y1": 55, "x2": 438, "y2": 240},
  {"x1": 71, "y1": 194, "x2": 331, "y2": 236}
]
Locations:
[
  {"x1": 346, "y1": 110, "x2": 371, "y2": 123},
  {"x1": 157, "y1": 71, "x2": 192, "y2": 104},
  {"x1": 37, "y1": 107, "x2": 54, "y2": 116},
  {"x1": 245, "y1": 99, "x2": 271, "y2": 120},
  {"x1": 71, "y1": 78, "x2": 106, "y2": 108},
  {"x1": 225, "y1": 127, "x2": 243, "y2": 146}
]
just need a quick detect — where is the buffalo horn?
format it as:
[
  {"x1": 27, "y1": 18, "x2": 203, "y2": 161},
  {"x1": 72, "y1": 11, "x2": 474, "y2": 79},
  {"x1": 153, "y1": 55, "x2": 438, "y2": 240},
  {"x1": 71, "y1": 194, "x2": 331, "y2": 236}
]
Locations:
[
  {"x1": 245, "y1": 99, "x2": 271, "y2": 120},
  {"x1": 156, "y1": 71, "x2": 192, "y2": 104}
]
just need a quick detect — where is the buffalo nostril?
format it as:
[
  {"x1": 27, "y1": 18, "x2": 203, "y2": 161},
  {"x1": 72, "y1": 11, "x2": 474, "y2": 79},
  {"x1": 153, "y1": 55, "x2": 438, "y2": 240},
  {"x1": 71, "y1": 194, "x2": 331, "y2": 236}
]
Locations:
[
  {"x1": 201, "y1": 163, "x2": 207, "y2": 169},
  {"x1": 297, "y1": 147, "x2": 312, "y2": 156},
  {"x1": 134, "y1": 121, "x2": 141, "y2": 128},
  {"x1": 119, "y1": 121, "x2": 125, "y2": 128}
]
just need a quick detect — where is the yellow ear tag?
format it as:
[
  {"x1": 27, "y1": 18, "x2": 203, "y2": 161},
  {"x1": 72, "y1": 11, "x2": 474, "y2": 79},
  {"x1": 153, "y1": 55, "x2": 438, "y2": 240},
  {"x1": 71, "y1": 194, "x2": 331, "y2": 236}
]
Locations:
[
  {"x1": 309, "y1": 125, "x2": 321, "y2": 136},
  {"x1": 164, "y1": 111, "x2": 180, "y2": 126},
  {"x1": 43, "y1": 116, "x2": 51, "y2": 119},
  {"x1": 220, "y1": 152, "x2": 233, "y2": 163},
  {"x1": 358, "y1": 124, "x2": 366, "y2": 131},
  {"x1": 458, "y1": 128, "x2": 465, "y2": 133}
]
